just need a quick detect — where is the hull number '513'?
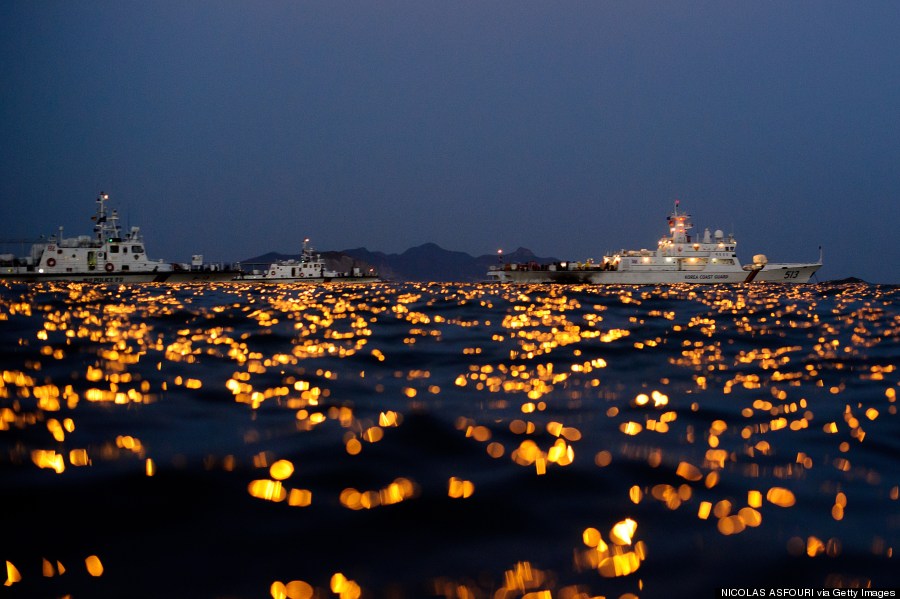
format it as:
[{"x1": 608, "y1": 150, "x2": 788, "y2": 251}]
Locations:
[{"x1": 783, "y1": 270, "x2": 800, "y2": 279}]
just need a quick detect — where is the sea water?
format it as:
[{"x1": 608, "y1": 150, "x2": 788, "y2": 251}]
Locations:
[{"x1": 1, "y1": 281, "x2": 898, "y2": 598}]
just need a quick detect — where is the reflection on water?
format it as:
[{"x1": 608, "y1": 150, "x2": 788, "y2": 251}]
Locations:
[{"x1": 1, "y1": 281, "x2": 898, "y2": 598}]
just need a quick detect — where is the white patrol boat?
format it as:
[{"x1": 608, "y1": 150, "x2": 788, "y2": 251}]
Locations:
[
  {"x1": 234, "y1": 238, "x2": 380, "y2": 283},
  {"x1": 487, "y1": 201, "x2": 822, "y2": 285},
  {"x1": 0, "y1": 192, "x2": 241, "y2": 283}
]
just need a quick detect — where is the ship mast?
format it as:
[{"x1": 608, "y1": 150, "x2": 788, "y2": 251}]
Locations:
[
  {"x1": 301, "y1": 238, "x2": 311, "y2": 263},
  {"x1": 668, "y1": 199, "x2": 692, "y2": 244},
  {"x1": 93, "y1": 192, "x2": 122, "y2": 243}
]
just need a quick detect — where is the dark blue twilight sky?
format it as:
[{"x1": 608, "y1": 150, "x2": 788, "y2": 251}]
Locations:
[{"x1": 2, "y1": 2, "x2": 899, "y2": 283}]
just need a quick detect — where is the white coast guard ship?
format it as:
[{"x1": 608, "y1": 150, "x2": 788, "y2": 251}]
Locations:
[
  {"x1": 487, "y1": 201, "x2": 822, "y2": 285},
  {"x1": 234, "y1": 238, "x2": 380, "y2": 283},
  {"x1": 0, "y1": 192, "x2": 241, "y2": 283}
]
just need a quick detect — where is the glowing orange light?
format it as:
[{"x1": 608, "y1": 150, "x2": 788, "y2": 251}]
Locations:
[
  {"x1": 85, "y1": 555, "x2": 104, "y2": 577},
  {"x1": 5, "y1": 560, "x2": 22, "y2": 586},
  {"x1": 766, "y1": 487, "x2": 796, "y2": 507},
  {"x1": 610, "y1": 518, "x2": 637, "y2": 545},
  {"x1": 698, "y1": 501, "x2": 712, "y2": 520},
  {"x1": 676, "y1": 461, "x2": 703, "y2": 481},
  {"x1": 270, "y1": 459, "x2": 294, "y2": 480}
]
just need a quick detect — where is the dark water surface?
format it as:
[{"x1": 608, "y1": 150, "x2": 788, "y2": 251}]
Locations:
[{"x1": 2, "y1": 281, "x2": 898, "y2": 599}]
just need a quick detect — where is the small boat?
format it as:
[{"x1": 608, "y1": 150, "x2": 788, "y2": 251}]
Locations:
[
  {"x1": 0, "y1": 192, "x2": 241, "y2": 283},
  {"x1": 233, "y1": 238, "x2": 380, "y2": 283},
  {"x1": 487, "y1": 201, "x2": 822, "y2": 284}
]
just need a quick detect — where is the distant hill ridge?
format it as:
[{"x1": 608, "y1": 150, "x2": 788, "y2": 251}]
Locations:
[{"x1": 239, "y1": 243, "x2": 559, "y2": 282}]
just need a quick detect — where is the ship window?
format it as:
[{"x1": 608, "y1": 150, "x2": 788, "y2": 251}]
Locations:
[
  {"x1": 132, "y1": 246, "x2": 143, "y2": 254},
  {"x1": 110, "y1": 246, "x2": 120, "y2": 253}
]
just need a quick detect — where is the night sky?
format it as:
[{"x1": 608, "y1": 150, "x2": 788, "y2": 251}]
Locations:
[{"x1": 2, "y1": 2, "x2": 898, "y2": 283}]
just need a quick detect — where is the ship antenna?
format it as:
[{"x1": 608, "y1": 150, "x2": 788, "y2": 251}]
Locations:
[{"x1": 94, "y1": 191, "x2": 106, "y2": 242}]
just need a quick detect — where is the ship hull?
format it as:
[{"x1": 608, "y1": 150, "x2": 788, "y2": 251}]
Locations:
[
  {"x1": 487, "y1": 263, "x2": 821, "y2": 284},
  {"x1": 0, "y1": 269, "x2": 242, "y2": 284},
  {"x1": 752, "y1": 263, "x2": 822, "y2": 283}
]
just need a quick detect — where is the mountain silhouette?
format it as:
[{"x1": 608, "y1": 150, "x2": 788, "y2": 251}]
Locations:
[{"x1": 239, "y1": 243, "x2": 559, "y2": 282}]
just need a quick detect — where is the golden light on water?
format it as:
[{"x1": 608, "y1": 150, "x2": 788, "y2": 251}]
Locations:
[
  {"x1": 330, "y1": 572, "x2": 362, "y2": 599},
  {"x1": 249, "y1": 479, "x2": 288, "y2": 502},
  {"x1": 582, "y1": 527, "x2": 606, "y2": 549},
  {"x1": 748, "y1": 489, "x2": 762, "y2": 508},
  {"x1": 271, "y1": 579, "x2": 314, "y2": 599},
  {"x1": 629, "y1": 485, "x2": 643, "y2": 504},
  {"x1": 339, "y1": 477, "x2": 417, "y2": 510},
  {"x1": 448, "y1": 476, "x2": 475, "y2": 498},
  {"x1": 738, "y1": 507, "x2": 762, "y2": 527},
  {"x1": 501, "y1": 561, "x2": 546, "y2": 593},
  {"x1": 31, "y1": 449, "x2": 65, "y2": 473},
  {"x1": 610, "y1": 518, "x2": 637, "y2": 545},
  {"x1": 270, "y1": 459, "x2": 294, "y2": 480},
  {"x1": 576, "y1": 519, "x2": 646, "y2": 579},
  {"x1": 85, "y1": 555, "x2": 103, "y2": 577},
  {"x1": 345, "y1": 437, "x2": 362, "y2": 455},
  {"x1": 766, "y1": 487, "x2": 797, "y2": 508},
  {"x1": 287, "y1": 488, "x2": 312, "y2": 507},
  {"x1": 1, "y1": 281, "x2": 897, "y2": 596},
  {"x1": 698, "y1": 501, "x2": 712, "y2": 519},
  {"x1": 619, "y1": 421, "x2": 643, "y2": 435},
  {"x1": 595, "y1": 450, "x2": 612, "y2": 467},
  {"x1": 5, "y1": 561, "x2": 22, "y2": 586},
  {"x1": 675, "y1": 461, "x2": 703, "y2": 481}
]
